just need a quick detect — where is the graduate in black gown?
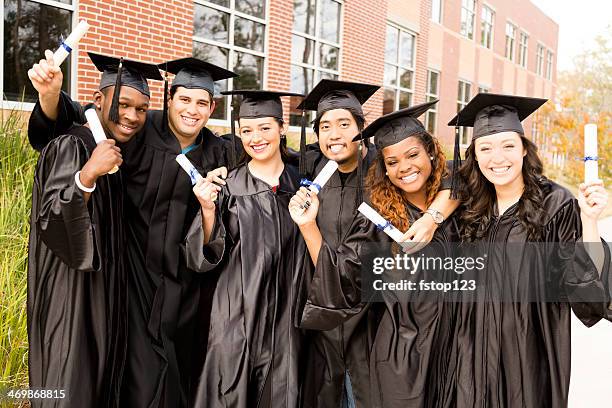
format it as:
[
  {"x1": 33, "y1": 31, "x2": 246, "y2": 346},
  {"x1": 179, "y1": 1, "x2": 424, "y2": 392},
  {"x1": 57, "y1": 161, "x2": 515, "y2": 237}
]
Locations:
[
  {"x1": 291, "y1": 80, "x2": 460, "y2": 407},
  {"x1": 291, "y1": 100, "x2": 461, "y2": 408},
  {"x1": 27, "y1": 53, "x2": 236, "y2": 407},
  {"x1": 27, "y1": 54, "x2": 161, "y2": 407},
  {"x1": 182, "y1": 90, "x2": 312, "y2": 408},
  {"x1": 449, "y1": 93, "x2": 611, "y2": 407}
]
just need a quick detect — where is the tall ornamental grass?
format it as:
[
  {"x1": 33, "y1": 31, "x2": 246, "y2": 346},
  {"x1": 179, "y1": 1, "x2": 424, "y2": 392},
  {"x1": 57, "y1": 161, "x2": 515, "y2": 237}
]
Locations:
[{"x1": 0, "y1": 109, "x2": 36, "y2": 406}]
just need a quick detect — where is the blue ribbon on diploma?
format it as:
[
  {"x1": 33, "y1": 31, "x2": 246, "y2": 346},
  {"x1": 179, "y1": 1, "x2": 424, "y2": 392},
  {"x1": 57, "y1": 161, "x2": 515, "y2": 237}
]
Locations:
[
  {"x1": 376, "y1": 220, "x2": 393, "y2": 232},
  {"x1": 584, "y1": 156, "x2": 598, "y2": 162},
  {"x1": 188, "y1": 168, "x2": 200, "y2": 185},
  {"x1": 300, "y1": 178, "x2": 321, "y2": 192},
  {"x1": 58, "y1": 35, "x2": 72, "y2": 53}
]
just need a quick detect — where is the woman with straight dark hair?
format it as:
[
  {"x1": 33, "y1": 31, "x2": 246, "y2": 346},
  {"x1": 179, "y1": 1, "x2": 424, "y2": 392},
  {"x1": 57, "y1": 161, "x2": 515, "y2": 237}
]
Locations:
[
  {"x1": 450, "y1": 93, "x2": 611, "y2": 407},
  {"x1": 183, "y1": 90, "x2": 312, "y2": 408}
]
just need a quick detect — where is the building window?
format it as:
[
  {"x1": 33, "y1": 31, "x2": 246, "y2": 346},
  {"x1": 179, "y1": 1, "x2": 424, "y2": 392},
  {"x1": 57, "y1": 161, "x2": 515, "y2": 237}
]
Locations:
[
  {"x1": 383, "y1": 24, "x2": 416, "y2": 114},
  {"x1": 536, "y1": 43, "x2": 545, "y2": 76},
  {"x1": 478, "y1": 86, "x2": 489, "y2": 94},
  {"x1": 431, "y1": 0, "x2": 442, "y2": 24},
  {"x1": 480, "y1": 5, "x2": 494, "y2": 49},
  {"x1": 2, "y1": 0, "x2": 74, "y2": 105},
  {"x1": 505, "y1": 22, "x2": 516, "y2": 61},
  {"x1": 460, "y1": 0, "x2": 475, "y2": 39},
  {"x1": 518, "y1": 31, "x2": 528, "y2": 68},
  {"x1": 193, "y1": 0, "x2": 267, "y2": 121},
  {"x1": 290, "y1": 0, "x2": 342, "y2": 125},
  {"x1": 425, "y1": 70, "x2": 439, "y2": 134},
  {"x1": 457, "y1": 80, "x2": 472, "y2": 146},
  {"x1": 546, "y1": 50, "x2": 553, "y2": 80}
]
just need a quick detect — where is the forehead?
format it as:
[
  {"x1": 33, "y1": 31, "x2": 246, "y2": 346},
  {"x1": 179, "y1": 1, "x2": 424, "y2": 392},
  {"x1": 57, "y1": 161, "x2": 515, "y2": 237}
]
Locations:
[
  {"x1": 116, "y1": 86, "x2": 150, "y2": 103},
  {"x1": 475, "y1": 131, "x2": 522, "y2": 145},
  {"x1": 382, "y1": 135, "x2": 424, "y2": 157},
  {"x1": 320, "y1": 108, "x2": 355, "y2": 122},
  {"x1": 173, "y1": 86, "x2": 211, "y2": 100},
  {"x1": 239, "y1": 116, "x2": 275, "y2": 127}
]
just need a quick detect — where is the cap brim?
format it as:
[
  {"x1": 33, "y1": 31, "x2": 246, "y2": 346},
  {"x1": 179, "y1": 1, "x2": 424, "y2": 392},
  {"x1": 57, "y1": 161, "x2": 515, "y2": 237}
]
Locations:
[
  {"x1": 297, "y1": 79, "x2": 380, "y2": 110},
  {"x1": 88, "y1": 52, "x2": 162, "y2": 81},
  {"x1": 160, "y1": 57, "x2": 237, "y2": 81},
  {"x1": 447, "y1": 93, "x2": 547, "y2": 126}
]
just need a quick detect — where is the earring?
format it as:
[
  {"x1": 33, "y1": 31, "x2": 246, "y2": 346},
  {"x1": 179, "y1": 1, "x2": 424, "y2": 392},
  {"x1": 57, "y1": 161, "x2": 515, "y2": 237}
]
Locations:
[
  {"x1": 430, "y1": 156, "x2": 434, "y2": 160},
  {"x1": 385, "y1": 171, "x2": 388, "y2": 176}
]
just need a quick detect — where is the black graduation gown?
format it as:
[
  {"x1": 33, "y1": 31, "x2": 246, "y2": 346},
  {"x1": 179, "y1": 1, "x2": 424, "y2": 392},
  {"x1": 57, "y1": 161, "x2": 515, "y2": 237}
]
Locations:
[
  {"x1": 299, "y1": 145, "x2": 381, "y2": 408},
  {"x1": 183, "y1": 164, "x2": 311, "y2": 408},
  {"x1": 27, "y1": 95, "x2": 234, "y2": 407},
  {"x1": 454, "y1": 179, "x2": 611, "y2": 408},
  {"x1": 300, "y1": 197, "x2": 460, "y2": 408},
  {"x1": 27, "y1": 126, "x2": 127, "y2": 408}
]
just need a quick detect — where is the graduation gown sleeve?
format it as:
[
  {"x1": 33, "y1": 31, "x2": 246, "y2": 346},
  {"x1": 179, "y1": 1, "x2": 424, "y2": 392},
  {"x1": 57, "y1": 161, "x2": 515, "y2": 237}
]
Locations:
[
  {"x1": 28, "y1": 91, "x2": 85, "y2": 151},
  {"x1": 35, "y1": 134, "x2": 99, "y2": 271}
]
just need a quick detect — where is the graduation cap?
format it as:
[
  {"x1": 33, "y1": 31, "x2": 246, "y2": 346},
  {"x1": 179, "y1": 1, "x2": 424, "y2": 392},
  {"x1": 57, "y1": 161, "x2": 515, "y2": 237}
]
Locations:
[
  {"x1": 298, "y1": 79, "x2": 380, "y2": 204},
  {"x1": 447, "y1": 92, "x2": 547, "y2": 196},
  {"x1": 297, "y1": 79, "x2": 380, "y2": 116},
  {"x1": 354, "y1": 99, "x2": 438, "y2": 150},
  {"x1": 159, "y1": 57, "x2": 237, "y2": 129},
  {"x1": 222, "y1": 90, "x2": 304, "y2": 120},
  {"x1": 89, "y1": 52, "x2": 163, "y2": 123}
]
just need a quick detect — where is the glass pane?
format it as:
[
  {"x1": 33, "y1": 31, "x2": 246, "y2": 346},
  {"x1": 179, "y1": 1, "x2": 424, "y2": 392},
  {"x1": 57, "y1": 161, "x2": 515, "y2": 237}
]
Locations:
[
  {"x1": 399, "y1": 31, "x2": 414, "y2": 67},
  {"x1": 399, "y1": 91, "x2": 411, "y2": 109},
  {"x1": 465, "y1": 83, "x2": 471, "y2": 100},
  {"x1": 236, "y1": 0, "x2": 265, "y2": 19},
  {"x1": 289, "y1": 95, "x2": 308, "y2": 127},
  {"x1": 385, "y1": 25, "x2": 398, "y2": 62},
  {"x1": 317, "y1": 71, "x2": 338, "y2": 81},
  {"x1": 4, "y1": 0, "x2": 71, "y2": 102},
  {"x1": 293, "y1": 0, "x2": 316, "y2": 35},
  {"x1": 234, "y1": 17, "x2": 264, "y2": 52},
  {"x1": 426, "y1": 111, "x2": 436, "y2": 134},
  {"x1": 383, "y1": 88, "x2": 396, "y2": 114},
  {"x1": 210, "y1": 82, "x2": 228, "y2": 120},
  {"x1": 428, "y1": 71, "x2": 439, "y2": 95},
  {"x1": 233, "y1": 52, "x2": 264, "y2": 89},
  {"x1": 399, "y1": 68, "x2": 413, "y2": 89},
  {"x1": 384, "y1": 64, "x2": 397, "y2": 86},
  {"x1": 431, "y1": 0, "x2": 441, "y2": 23},
  {"x1": 193, "y1": 41, "x2": 229, "y2": 69},
  {"x1": 290, "y1": 65, "x2": 314, "y2": 94},
  {"x1": 207, "y1": 0, "x2": 230, "y2": 7},
  {"x1": 194, "y1": 5, "x2": 229, "y2": 44},
  {"x1": 318, "y1": 0, "x2": 341, "y2": 43},
  {"x1": 292, "y1": 35, "x2": 314, "y2": 64},
  {"x1": 319, "y1": 43, "x2": 339, "y2": 70}
]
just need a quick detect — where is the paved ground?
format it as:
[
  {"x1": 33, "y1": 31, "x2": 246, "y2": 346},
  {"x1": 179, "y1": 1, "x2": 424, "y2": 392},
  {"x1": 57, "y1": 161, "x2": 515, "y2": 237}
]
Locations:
[{"x1": 568, "y1": 217, "x2": 612, "y2": 407}]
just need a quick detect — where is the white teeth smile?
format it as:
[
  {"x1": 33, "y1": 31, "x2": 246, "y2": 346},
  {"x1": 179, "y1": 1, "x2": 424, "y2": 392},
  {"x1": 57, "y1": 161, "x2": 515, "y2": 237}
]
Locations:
[
  {"x1": 490, "y1": 166, "x2": 511, "y2": 174},
  {"x1": 251, "y1": 143, "x2": 269, "y2": 152},
  {"x1": 181, "y1": 116, "x2": 198, "y2": 126},
  {"x1": 119, "y1": 124, "x2": 135, "y2": 132},
  {"x1": 328, "y1": 144, "x2": 344, "y2": 154},
  {"x1": 401, "y1": 172, "x2": 419, "y2": 183}
]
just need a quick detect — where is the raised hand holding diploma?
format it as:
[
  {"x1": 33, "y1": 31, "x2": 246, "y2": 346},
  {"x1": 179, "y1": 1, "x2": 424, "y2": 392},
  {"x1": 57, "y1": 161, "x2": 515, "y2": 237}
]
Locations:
[
  {"x1": 176, "y1": 154, "x2": 220, "y2": 202},
  {"x1": 53, "y1": 20, "x2": 90, "y2": 66},
  {"x1": 85, "y1": 108, "x2": 119, "y2": 174}
]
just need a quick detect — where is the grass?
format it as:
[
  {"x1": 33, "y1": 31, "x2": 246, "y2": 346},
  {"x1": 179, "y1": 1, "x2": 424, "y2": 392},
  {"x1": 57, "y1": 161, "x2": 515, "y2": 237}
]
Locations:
[{"x1": 0, "y1": 109, "x2": 36, "y2": 407}]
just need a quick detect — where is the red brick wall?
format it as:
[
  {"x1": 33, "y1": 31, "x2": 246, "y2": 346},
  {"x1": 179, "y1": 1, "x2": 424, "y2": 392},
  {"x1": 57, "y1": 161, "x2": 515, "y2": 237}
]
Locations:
[
  {"x1": 413, "y1": 0, "x2": 431, "y2": 105},
  {"x1": 340, "y1": 0, "x2": 387, "y2": 124},
  {"x1": 267, "y1": 0, "x2": 294, "y2": 123},
  {"x1": 77, "y1": 0, "x2": 194, "y2": 108}
]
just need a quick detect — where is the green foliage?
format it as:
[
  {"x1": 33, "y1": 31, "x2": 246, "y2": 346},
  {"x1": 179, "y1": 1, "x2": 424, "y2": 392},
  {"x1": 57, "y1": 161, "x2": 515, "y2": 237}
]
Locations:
[{"x1": 0, "y1": 109, "x2": 36, "y2": 399}]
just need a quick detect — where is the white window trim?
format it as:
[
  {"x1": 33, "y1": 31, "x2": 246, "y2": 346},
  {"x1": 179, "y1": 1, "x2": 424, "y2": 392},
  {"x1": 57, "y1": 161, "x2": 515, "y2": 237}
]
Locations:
[
  {"x1": 505, "y1": 21, "x2": 517, "y2": 61},
  {"x1": 480, "y1": 4, "x2": 494, "y2": 50},
  {"x1": 1, "y1": 0, "x2": 77, "y2": 110},
  {"x1": 457, "y1": 79, "x2": 472, "y2": 147},
  {"x1": 518, "y1": 31, "x2": 529, "y2": 68},
  {"x1": 545, "y1": 49, "x2": 554, "y2": 80},
  {"x1": 536, "y1": 41, "x2": 546, "y2": 76},
  {"x1": 431, "y1": 0, "x2": 443, "y2": 25},
  {"x1": 459, "y1": 0, "x2": 476, "y2": 40},
  {"x1": 384, "y1": 21, "x2": 417, "y2": 112},
  {"x1": 425, "y1": 69, "x2": 440, "y2": 133}
]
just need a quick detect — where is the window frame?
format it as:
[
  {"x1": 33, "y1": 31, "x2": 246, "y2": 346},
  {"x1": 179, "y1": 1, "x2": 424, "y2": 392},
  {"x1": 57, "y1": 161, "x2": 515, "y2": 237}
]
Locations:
[
  {"x1": 457, "y1": 79, "x2": 472, "y2": 147},
  {"x1": 193, "y1": 0, "x2": 270, "y2": 125},
  {"x1": 459, "y1": 0, "x2": 476, "y2": 40},
  {"x1": 1, "y1": 0, "x2": 77, "y2": 110},
  {"x1": 505, "y1": 21, "x2": 516, "y2": 61},
  {"x1": 431, "y1": 0, "x2": 443, "y2": 24},
  {"x1": 518, "y1": 30, "x2": 529, "y2": 68},
  {"x1": 536, "y1": 42, "x2": 545, "y2": 76},
  {"x1": 545, "y1": 49, "x2": 553, "y2": 80},
  {"x1": 383, "y1": 21, "x2": 417, "y2": 114},
  {"x1": 424, "y1": 69, "x2": 440, "y2": 134},
  {"x1": 480, "y1": 4, "x2": 494, "y2": 49}
]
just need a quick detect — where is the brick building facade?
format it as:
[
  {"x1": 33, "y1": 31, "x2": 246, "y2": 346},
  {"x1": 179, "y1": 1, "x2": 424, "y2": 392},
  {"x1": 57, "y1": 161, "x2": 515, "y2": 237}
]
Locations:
[{"x1": 2, "y1": 0, "x2": 558, "y2": 150}]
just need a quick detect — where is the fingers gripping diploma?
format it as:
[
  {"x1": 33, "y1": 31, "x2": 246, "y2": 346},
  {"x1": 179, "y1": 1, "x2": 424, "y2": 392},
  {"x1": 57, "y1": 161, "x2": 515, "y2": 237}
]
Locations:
[
  {"x1": 289, "y1": 187, "x2": 320, "y2": 227},
  {"x1": 578, "y1": 179, "x2": 608, "y2": 221},
  {"x1": 206, "y1": 166, "x2": 228, "y2": 186},
  {"x1": 401, "y1": 215, "x2": 438, "y2": 255},
  {"x1": 193, "y1": 178, "x2": 222, "y2": 211},
  {"x1": 27, "y1": 49, "x2": 63, "y2": 96}
]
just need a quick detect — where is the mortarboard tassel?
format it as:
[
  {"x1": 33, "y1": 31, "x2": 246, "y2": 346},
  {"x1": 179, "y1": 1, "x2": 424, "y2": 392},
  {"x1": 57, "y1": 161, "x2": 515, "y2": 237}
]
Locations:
[
  {"x1": 109, "y1": 57, "x2": 123, "y2": 123},
  {"x1": 229, "y1": 110, "x2": 237, "y2": 170},
  {"x1": 299, "y1": 110, "x2": 307, "y2": 177},
  {"x1": 356, "y1": 137, "x2": 364, "y2": 207},
  {"x1": 449, "y1": 124, "x2": 463, "y2": 199},
  {"x1": 162, "y1": 67, "x2": 168, "y2": 131}
]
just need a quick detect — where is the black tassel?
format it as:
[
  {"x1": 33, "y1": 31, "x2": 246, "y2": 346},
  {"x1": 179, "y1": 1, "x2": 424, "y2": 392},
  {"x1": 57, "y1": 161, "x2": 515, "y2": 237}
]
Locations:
[
  {"x1": 450, "y1": 125, "x2": 463, "y2": 199},
  {"x1": 109, "y1": 57, "x2": 123, "y2": 123},
  {"x1": 162, "y1": 68, "x2": 168, "y2": 131},
  {"x1": 229, "y1": 110, "x2": 237, "y2": 170},
  {"x1": 299, "y1": 110, "x2": 307, "y2": 177},
  {"x1": 356, "y1": 137, "x2": 364, "y2": 207}
]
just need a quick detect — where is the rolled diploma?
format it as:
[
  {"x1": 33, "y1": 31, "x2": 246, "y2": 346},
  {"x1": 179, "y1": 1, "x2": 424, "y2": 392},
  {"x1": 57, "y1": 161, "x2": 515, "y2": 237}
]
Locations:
[
  {"x1": 584, "y1": 124, "x2": 598, "y2": 183},
  {"x1": 308, "y1": 160, "x2": 339, "y2": 193},
  {"x1": 358, "y1": 203, "x2": 404, "y2": 243},
  {"x1": 53, "y1": 20, "x2": 90, "y2": 66},
  {"x1": 85, "y1": 108, "x2": 118, "y2": 174}
]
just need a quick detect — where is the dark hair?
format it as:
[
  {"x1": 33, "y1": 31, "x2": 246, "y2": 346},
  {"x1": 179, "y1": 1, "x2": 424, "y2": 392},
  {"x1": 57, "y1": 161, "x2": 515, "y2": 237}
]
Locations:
[
  {"x1": 459, "y1": 135, "x2": 545, "y2": 241},
  {"x1": 312, "y1": 106, "x2": 366, "y2": 136},
  {"x1": 237, "y1": 117, "x2": 290, "y2": 165},
  {"x1": 367, "y1": 131, "x2": 447, "y2": 232},
  {"x1": 169, "y1": 85, "x2": 214, "y2": 103}
]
